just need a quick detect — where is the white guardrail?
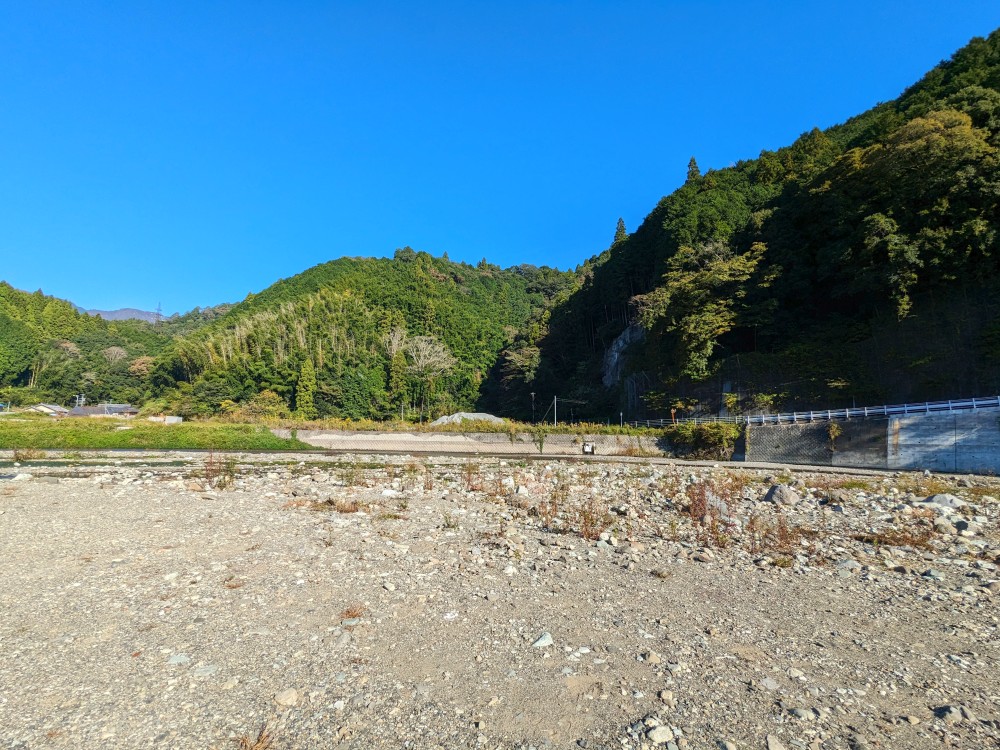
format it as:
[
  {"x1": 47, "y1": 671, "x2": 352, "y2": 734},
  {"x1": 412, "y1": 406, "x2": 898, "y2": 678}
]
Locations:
[{"x1": 631, "y1": 395, "x2": 1000, "y2": 428}]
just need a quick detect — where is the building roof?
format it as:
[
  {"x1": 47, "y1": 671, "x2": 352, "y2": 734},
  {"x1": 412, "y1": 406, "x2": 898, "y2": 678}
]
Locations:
[
  {"x1": 69, "y1": 404, "x2": 139, "y2": 417},
  {"x1": 29, "y1": 403, "x2": 70, "y2": 414}
]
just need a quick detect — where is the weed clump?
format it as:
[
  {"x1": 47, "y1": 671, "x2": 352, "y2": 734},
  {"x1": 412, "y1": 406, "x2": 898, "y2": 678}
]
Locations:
[{"x1": 237, "y1": 722, "x2": 275, "y2": 750}]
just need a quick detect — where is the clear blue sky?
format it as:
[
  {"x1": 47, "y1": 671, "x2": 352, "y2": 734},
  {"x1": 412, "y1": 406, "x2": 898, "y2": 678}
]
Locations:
[{"x1": 3, "y1": 2, "x2": 1000, "y2": 314}]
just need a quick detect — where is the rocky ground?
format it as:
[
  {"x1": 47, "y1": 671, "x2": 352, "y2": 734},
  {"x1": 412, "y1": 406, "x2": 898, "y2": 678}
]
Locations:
[{"x1": 0, "y1": 452, "x2": 998, "y2": 750}]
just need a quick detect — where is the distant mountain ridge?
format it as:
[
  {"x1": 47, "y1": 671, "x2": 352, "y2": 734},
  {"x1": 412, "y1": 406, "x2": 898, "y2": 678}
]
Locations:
[{"x1": 76, "y1": 306, "x2": 161, "y2": 323}]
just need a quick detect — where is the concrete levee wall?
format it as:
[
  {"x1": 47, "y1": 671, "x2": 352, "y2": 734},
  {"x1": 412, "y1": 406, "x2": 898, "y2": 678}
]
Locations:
[
  {"x1": 747, "y1": 408, "x2": 1000, "y2": 473},
  {"x1": 272, "y1": 429, "x2": 663, "y2": 457}
]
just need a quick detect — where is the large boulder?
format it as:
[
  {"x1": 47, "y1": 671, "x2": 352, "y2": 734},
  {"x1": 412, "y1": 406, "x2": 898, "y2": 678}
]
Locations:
[{"x1": 763, "y1": 484, "x2": 802, "y2": 507}]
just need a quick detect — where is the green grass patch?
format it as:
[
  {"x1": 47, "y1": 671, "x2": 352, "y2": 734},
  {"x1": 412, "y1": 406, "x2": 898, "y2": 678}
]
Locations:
[{"x1": 0, "y1": 418, "x2": 312, "y2": 451}]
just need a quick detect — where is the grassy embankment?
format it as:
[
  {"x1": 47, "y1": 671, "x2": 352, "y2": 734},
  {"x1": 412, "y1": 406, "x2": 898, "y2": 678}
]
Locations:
[
  {"x1": 271, "y1": 416, "x2": 661, "y2": 436},
  {"x1": 0, "y1": 414, "x2": 312, "y2": 451}
]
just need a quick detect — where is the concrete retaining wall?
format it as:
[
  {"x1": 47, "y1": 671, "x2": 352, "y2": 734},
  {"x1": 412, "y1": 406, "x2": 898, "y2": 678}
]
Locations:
[
  {"x1": 272, "y1": 429, "x2": 663, "y2": 457},
  {"x1": 747, "y1": 408, "x2": 1000, "y2": 473},
  {"x1": 887, "y1": 410, "x2": 1000, "y2": 473},
  {"x1": 746, "y1": 419, "x2": 888, "y2": 469}
]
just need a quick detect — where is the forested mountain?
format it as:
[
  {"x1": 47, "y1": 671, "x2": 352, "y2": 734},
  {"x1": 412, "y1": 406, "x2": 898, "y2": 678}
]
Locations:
[
  {"x1": 0, "y1": 282, "x2": 183, "y2": 405},
  {"x1": 6, "y1": 30, "x2": 1000, "y2": 422},
  {"x1": 495, "y1": 28, "x2": 1000, "y2": 421},
  {"x1": 143, "y1": 251, "x2": 574, "y2": 419}
]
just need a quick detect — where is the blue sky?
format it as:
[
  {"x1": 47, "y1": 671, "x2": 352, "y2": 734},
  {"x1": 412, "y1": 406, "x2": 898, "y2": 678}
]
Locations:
[{"x1": 2, "y1": 2, "x2": 1000, "y2": 314}]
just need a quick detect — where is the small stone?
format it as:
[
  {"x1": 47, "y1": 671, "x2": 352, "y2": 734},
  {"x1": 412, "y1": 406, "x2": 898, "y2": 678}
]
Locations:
[
  {"x1": 645, "y1": 651, "x2": 663, "y2": 665},
  {"x1": 760, "y1": 677, "x2": 780, "y2": 691},
  {"x1": 531, "y1": 632, "x2": 553, "y2": 648},
  {"x1": 274, "y1": 688, "x2": 299, "y2": 707},
  {"x1": 167, "y1": 653, "x2": 190, "y2": 665},
  {"x1": 192, "y1": 664, "x2": 218, "y2": 678},
  {"x1": 766, "y1": 736, "x2": 787, "y2": 750},
  {"x1": 647, "y1": 726, "x2": 673, "y2": 744}
]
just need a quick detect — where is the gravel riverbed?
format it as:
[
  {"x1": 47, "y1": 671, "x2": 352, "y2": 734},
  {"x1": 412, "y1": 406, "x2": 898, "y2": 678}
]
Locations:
[{"x1": 1, "y1": 453, "x2": 998, "y2": 749}]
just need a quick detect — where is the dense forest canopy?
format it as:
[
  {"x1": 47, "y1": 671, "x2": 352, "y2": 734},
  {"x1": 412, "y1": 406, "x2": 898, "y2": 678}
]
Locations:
[
  {"x1": 495, "y1": 29, "x2": 1000, "y2": 421},
  {"x1": 0, "y1": 254, "x2": 575, "y2": 420},
  {"x1": 6, "y1": 29, "x2": 1000, "y2": 421}
]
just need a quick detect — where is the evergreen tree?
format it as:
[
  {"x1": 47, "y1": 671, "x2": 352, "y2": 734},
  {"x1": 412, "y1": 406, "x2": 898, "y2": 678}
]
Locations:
[
  {"x1": 614, "y1": 217, "x2": 627, "y2": 244},
  {"x1": 686, "y1": 156, "x2": 701, "y2": 182},
  {"x1": 295, "y1": 357, "x2": 318, "y2": 420}
]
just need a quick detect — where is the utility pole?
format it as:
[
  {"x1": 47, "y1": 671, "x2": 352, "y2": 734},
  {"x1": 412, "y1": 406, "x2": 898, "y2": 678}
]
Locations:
[
  {"x1": 553, "y1": 396, "x2": 557, "y2": 427},
  {"x1": 530, "y1": 391, "x2": 535, "y2": 424}
]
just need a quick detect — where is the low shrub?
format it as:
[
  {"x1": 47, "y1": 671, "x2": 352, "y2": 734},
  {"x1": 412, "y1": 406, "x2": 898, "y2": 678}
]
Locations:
[{"x1": 662, "y1": 422, "x2": 742, "y2": 459}]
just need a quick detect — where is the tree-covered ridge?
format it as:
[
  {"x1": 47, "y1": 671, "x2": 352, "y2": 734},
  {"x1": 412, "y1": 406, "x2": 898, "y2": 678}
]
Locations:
[
  {"x1": 147, "y1": 250, "x2": 575, "y2": 419},
  {"x1": 0, "y1": 282, "x2": 184, "y2": 405},
  {"x1": 507, "y1": 28, "x2": 1000, "y2": 420}
]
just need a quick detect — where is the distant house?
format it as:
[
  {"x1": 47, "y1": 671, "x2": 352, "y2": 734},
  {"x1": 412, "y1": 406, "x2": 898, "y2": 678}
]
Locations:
[
  {"x1": 28, "y1": 403, "x2": 71, "y2": 417},
  {"x1": 68, "y1": 403, "x2": 139, "y2": 418}
]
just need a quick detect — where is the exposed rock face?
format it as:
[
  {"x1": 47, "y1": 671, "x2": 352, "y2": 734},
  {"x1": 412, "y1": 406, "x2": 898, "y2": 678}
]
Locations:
[{"x1": 602, "y1": 324, "x2": 645, "y2": 388}]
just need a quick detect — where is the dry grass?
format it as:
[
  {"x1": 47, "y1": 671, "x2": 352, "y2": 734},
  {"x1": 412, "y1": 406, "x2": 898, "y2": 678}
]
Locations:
[
  {"x1": 341, "y1": 602, "x2": 368, "y2": 620},
  {"x1": 331, "y1": 498, "x2": 361, "y2": 513},
  {"x1": 12, "y1": 448, "x2": 46, "y2": 462},
  {"x1": 307, "y1": 497, "x2": 366, "y2": 513},
  {"x1": 462, "y1": 461, "x2": 482, "y2": 491},
  {"x1": 895, "y1": 474, "x2": 954, "y2": 497},
  {"x1": 237, "y1": 722, "x2": 275, "y2": 750},
  {"x1": 536, "y1": 498, "x2": 558, "y2": 529},
  {"x1": 811, "y1": 476, "x2": 873, "y2": 493},
  {"x1": 572, "y1": 497, "x2": 614, "y2": 541},
  {"x1": 851, "y1": 527, "x2": 934, "y2": 550},
  {"x1": 202, "y1": 451, "x2": 237, "y2": 489},
  {"x1": 744, "y1": 509, "x2": 818, "y2": 557}
]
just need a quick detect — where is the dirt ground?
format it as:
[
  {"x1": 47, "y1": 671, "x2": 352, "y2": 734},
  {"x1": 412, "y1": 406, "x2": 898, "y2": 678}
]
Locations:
[{"x1": 0, "y1": 452, "x2": 998, "y2": 750}]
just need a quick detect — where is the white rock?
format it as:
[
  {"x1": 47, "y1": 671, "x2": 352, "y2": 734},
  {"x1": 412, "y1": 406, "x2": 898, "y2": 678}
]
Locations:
[{"x1": 531, "y1": 632, "x2": 553, "y2": 648}]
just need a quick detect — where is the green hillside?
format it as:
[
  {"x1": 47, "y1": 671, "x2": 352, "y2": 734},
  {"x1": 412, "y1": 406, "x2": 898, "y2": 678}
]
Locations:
[
  {"x1": 146, "y1": 250, "x2": 573, "y2": 419},
  {"x1": 497, "y1": 29, "x2": 1000, "y2": 421}
]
